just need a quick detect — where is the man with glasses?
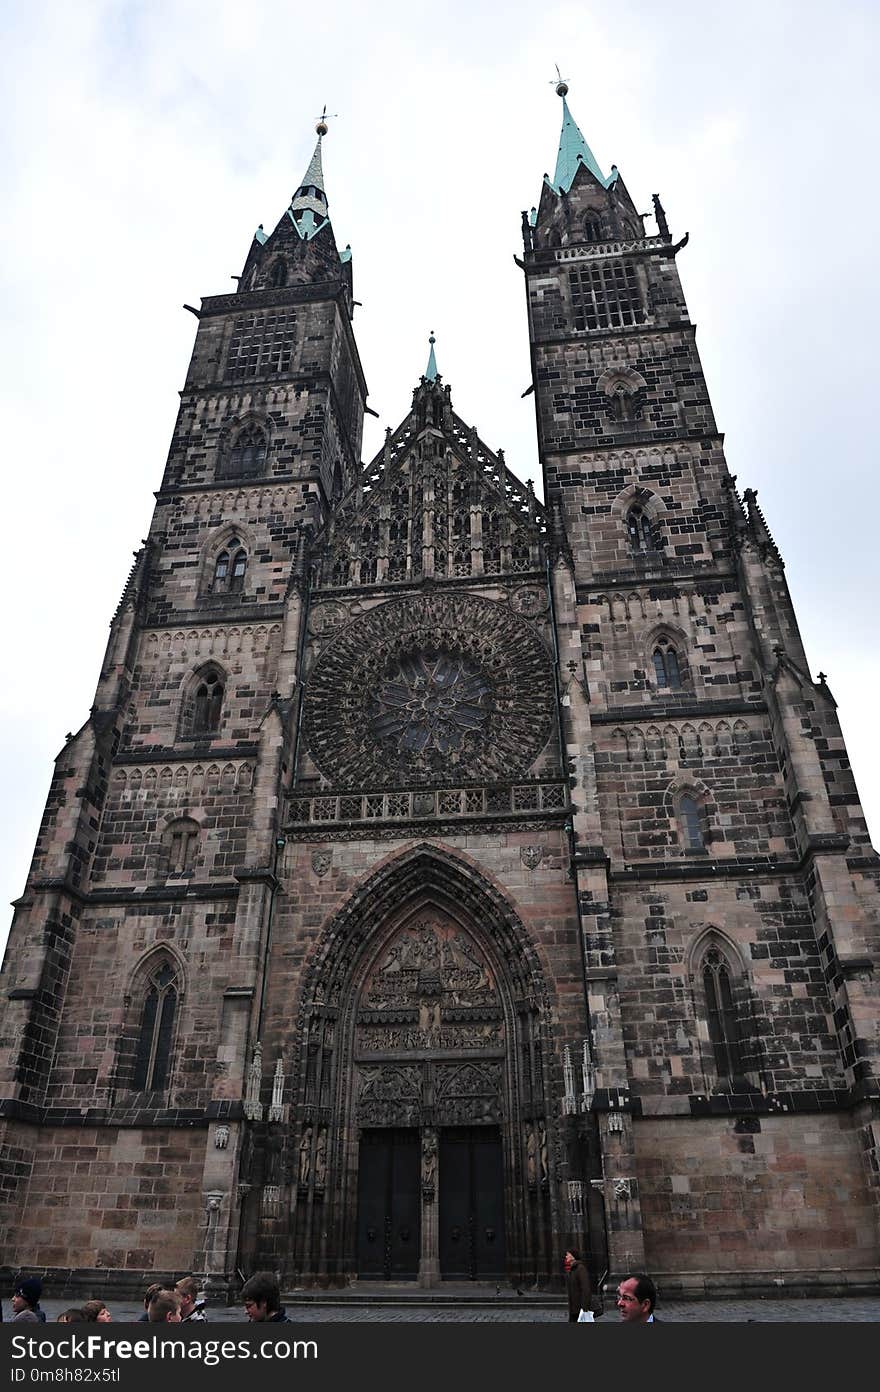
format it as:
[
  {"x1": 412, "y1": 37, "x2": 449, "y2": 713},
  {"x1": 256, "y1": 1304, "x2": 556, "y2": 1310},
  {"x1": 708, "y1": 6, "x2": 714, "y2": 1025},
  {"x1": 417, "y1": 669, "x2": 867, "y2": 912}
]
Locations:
[{"x1": 616, "y1": 1273, "x2": 657, "y2": 1323}]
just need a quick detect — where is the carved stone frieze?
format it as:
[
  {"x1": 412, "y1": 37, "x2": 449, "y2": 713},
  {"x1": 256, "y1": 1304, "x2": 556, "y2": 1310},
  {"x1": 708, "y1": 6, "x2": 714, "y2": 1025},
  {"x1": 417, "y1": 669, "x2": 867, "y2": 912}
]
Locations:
[
  {"x1": 355, "y1": 915, "x2": 504, "y2": 1061},
  {"x1": 302, "y1": 593, "x2": 554, "y2": 787},
  {"x1": 356, "y1": 1064, "x2": 423, "y2": 1127}
]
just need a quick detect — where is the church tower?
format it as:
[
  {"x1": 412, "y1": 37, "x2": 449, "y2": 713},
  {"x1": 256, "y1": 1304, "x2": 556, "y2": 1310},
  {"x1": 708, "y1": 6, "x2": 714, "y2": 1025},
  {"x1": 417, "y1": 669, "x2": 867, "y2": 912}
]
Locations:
[
  {"x1": 522, "y1": 80, "x2": 880, "y2": 1287},
  {"x1": 0, "y1": 91, "x2": 877, "y2": 1301}
]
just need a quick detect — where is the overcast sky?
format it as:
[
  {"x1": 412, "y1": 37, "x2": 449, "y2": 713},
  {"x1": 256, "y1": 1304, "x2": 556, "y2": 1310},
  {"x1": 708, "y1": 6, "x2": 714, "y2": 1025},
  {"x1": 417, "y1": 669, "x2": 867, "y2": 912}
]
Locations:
[{"x1": 2, "y1": 0, "x2": 877, "y2": 954}]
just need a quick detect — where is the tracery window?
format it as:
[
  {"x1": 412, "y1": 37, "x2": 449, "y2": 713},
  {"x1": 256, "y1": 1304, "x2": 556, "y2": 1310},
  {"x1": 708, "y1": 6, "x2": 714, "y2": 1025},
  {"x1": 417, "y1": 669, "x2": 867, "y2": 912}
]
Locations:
[
  {"x1": 652, "y1": 641, "x2": 682, "y2": 689},
  {"x1": 702, "y1": 947, "x2": 744, "y2": 1080},
  {"x1": 569, "y1": 261, "x2": 645, "y2": 331},
  {"x1": 212, "y1": 540, "x2": 247, "y2": 593},
  {"x1": 679, "y1": 794, "x2": 704, "y2": 851},
  {"x1": 220, "y1": 424, "x2": 268, "y2": 479},
  {"x1": 626, "y1": 505, "x2": 654, "y2": 552},
  {"x1": 190, "y1": 667, "x2": 224, "y2": 736},
  {"x1": 583, "y1": 214, "x2": 603, "y2": 243},
  {"x1": 164, "y1": 818, "x2": 199, "y2": 873},
  {"x1": 269, "y1": 259, "x2": 288, "y2": 288},
  {"x1": 132, "y1": 960, "x2": 179, "y2": 1092}
]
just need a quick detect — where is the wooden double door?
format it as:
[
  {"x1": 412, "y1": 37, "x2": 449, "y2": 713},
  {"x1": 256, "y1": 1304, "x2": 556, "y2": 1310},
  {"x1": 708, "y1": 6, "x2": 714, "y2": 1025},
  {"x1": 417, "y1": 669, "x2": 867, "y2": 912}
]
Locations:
[{"x1": 356, "y1": 1126, "x2": 505, "y2": 1281}]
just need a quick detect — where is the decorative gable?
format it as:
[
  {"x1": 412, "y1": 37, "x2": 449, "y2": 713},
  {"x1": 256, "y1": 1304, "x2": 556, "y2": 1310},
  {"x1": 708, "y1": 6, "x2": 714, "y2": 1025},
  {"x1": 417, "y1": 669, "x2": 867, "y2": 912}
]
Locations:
[{"x1": 314, "y1": 378, "x2": 546, "y2": 591}]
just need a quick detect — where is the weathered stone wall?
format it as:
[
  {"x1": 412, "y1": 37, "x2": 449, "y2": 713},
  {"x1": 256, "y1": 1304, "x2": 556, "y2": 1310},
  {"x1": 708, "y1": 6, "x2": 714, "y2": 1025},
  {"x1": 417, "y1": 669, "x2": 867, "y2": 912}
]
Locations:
[
  {"x1": 0, "y1": 1124, "x2": 206, "y2": 1275},
  {"x1": 635, "y1": 1113, "x2": 877, "y2": 1284}
]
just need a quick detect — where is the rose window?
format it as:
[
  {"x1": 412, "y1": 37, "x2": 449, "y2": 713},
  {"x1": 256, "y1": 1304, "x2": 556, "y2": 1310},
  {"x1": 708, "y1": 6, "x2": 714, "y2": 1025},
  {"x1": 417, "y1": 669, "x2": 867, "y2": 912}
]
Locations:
[
  {"x1": 370, "y1": 652, "x2": 492, "y2": 755},
  {"x1": 302, "y1": 593, "x2": 554, "y2": 786}
]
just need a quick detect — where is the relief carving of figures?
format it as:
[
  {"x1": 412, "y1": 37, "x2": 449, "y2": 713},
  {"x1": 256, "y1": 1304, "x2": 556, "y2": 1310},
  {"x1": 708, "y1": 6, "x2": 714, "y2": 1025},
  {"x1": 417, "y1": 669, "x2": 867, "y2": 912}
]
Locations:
[
  {"x1": 298, "y1": 1125, "x2": 313, "y2": 1188},
  {"x1": 361, "y1": 918, "x2": 496, "y2": 1019},
  {"x1": 311, "y1": 850, "x2": 332, "y2": 878},
  {"x1": 356, "y1": 1064, "x2": 423, "y2": 1126}
]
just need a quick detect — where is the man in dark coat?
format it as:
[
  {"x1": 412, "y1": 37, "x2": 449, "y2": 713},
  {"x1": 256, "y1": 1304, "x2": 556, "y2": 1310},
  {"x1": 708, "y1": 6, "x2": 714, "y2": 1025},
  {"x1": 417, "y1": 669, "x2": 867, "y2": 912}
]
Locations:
[
  {"x1": 564, "y1": 1249, "x2": 594, "y2": 1322},
  {"x1": 11, "y1": 1278, "x2": 46, "y2": 1323}
]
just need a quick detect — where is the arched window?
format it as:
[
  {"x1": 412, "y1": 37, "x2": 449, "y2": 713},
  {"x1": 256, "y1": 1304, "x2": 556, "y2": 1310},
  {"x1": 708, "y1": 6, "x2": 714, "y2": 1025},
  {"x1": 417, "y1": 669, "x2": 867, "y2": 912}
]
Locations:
[
  {"x1": 164, "y1": 818, "x2": 199, "y2": 873},
  {"x1": 702, "y1": 947, "x2": 744, "y2": 1080},
  {"x1": 132, "y1": 959, "x2": 179, "y2": 1091},
  {"x1": 221, "y1": 424, "x2": 267, "y2": 479},
  {"x1": 583, "y1": 214, "x2": 603, "y2": 243},
  {"x1": 269, "y1": 259, "x2": 288, "y2": 288},
  {"x1": 212, "y1": 540, "x2": 247, "y2": 593},
  {"x1": 653, "y1": 641, "x2": 682, "y2": 689},
  {"x1": 191, "y1": 667, "x2": 224, "y2": 736},
  {"x1": 626, "y1": 506, "x2": 654, "y2": 552},
  {"x1": 679, "y1": 794, "x2": 704, "y2": 850}
]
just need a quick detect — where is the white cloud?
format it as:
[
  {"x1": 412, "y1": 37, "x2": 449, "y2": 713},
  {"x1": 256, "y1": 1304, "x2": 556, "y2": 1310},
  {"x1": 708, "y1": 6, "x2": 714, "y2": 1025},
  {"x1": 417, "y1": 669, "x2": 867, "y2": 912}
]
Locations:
[{"x1": 2, "y1": 0, "x2": 877, "y2": 957}]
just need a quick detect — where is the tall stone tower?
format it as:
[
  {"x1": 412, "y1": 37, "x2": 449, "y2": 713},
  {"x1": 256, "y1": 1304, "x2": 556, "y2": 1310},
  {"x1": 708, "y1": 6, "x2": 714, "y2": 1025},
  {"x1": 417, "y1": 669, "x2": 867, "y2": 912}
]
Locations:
[
  {"x1": 520, "y1": 81, "x2": 880, "y2": 1288},
  {"x1": 0, "y1": 94, "x2": 877, "y2": 1300}
]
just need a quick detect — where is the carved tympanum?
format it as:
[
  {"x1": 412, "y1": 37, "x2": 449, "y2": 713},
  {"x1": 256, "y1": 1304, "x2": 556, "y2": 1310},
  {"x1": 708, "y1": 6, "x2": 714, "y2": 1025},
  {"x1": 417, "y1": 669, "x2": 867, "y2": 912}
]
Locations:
[{"x1": 355, "y1": 915, "x2": 504, "y2": 1064}]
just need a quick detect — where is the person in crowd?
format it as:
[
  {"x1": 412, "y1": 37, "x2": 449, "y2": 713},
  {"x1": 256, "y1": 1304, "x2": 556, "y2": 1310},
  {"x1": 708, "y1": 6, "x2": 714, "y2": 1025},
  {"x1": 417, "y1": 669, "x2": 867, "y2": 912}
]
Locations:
[
  {"x1": 81, "y1": 1300, "x2": 112, "y2": 1322},
  {"x1": 564, "y1": 1249, "x2": 595, "y2": 1322},
  {"x1": 57, "y1": 1309, "x2": 87, "y2": 1322},
  {"x1": 10, "y1": 1278, "x2": 46, "y2": 1323},
  {"x1": 138, "y1": 1283, "x2": 166, "y2": 1322},
  {"x1": 175, "y1": 1276, "x2": 207, "y2": 1322},
  {"x1": 147, "y1": 1291, "x2": 182, "y2": 1323},
  {"x1": 616, "y1": 1273, "x2": 658, "y2": 1323},
  {"x1": 241, "y1": 1271, "x2": 290, "y2": 1322}
]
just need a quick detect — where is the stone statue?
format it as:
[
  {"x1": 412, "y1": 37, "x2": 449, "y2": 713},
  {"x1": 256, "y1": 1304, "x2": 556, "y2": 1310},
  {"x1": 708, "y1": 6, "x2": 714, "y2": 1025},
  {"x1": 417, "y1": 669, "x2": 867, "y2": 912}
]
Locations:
[
  {"x1": 422, "y1": 1131, "x2": 437, "y2": 1189},
  {"x1": 314, "y1": 1127, "x2": 327, "y2": 1188},
  {"x1": 539, "y1": 1121, "x2": 549, "y2": 1184},
  {"x1": 298, "y1": 1125, "x2": 313, "y2": 1187},
  {"x1": 526, "y1": 1123, "x2": 537, "y2": 1185}
]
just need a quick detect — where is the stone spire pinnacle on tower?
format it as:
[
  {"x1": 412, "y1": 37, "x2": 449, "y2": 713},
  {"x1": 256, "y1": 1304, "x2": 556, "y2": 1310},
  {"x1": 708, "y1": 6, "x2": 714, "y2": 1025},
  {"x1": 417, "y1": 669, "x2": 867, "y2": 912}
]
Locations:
[
  {"x1": 288, "y1": 116, "x2": 332, "y2": 241},
  {"x1": 550, "y1": 77, "x2": 615, "y2": 193},
  {"x1": 425, "y1": 331, "x2": 438, "y2": 381}
]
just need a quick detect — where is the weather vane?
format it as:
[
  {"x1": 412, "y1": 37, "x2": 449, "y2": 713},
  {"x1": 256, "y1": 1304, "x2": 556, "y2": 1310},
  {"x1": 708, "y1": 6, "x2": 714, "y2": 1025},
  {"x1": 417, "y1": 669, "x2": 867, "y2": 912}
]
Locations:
[
  {"x1": 550, "y1": 64, "x2": 569, "y2": 97},
  {"x1": 315, "y1": 104, "x2": 338, "y2": 136}
]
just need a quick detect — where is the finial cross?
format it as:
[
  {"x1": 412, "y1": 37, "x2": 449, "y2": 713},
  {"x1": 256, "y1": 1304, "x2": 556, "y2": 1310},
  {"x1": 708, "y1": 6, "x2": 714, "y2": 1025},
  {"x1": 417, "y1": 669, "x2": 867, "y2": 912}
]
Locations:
[{"x1": 314, "y1": 104, "x2": 338, "y2": 136}]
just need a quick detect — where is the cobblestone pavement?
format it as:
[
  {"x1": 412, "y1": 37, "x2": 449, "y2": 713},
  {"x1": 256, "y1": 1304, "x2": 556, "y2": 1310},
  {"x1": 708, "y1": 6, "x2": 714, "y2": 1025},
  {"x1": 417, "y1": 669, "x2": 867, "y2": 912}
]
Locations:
[{"x1": 31, "y1": 1295, "x2": 880, "y2": 1323}]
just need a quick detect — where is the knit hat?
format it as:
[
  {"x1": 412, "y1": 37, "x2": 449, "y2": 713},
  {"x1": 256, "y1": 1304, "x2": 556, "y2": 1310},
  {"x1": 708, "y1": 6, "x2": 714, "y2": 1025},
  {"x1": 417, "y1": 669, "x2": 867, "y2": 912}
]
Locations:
[{"x1": 14, "y1": 1277, "x2": 42, "y2": 1307}]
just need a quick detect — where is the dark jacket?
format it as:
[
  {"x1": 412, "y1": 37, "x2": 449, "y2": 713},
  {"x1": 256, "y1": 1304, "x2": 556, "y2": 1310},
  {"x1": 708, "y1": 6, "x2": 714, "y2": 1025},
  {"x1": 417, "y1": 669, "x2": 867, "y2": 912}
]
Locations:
[
  {"x1": 181, "y1": 1299, "x2": 207, "y2": 1323},
  {"x1": 566, "y1": 1260, "x2": 594, "y2": 1322},
  {"x1": 267, "y1": 1307, "x2": 291, "y2": 1323}
]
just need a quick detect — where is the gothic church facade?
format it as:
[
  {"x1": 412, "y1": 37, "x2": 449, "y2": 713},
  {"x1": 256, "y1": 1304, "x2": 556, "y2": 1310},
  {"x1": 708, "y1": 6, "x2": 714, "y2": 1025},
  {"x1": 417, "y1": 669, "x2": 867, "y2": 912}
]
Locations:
[{"x1": 1, "y1": 90, "x2": 878, "y2": 1298}]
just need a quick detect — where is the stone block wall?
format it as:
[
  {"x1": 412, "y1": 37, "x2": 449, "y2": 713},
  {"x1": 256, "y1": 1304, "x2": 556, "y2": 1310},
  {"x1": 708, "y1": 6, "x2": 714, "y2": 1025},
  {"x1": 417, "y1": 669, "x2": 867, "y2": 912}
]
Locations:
[
  {"x1": 0, "y1": 1124, "x2": 206, "y2": 1276},
  {"x1": 635, "y1": 1113, "x2": 878, "y2": 1286}
]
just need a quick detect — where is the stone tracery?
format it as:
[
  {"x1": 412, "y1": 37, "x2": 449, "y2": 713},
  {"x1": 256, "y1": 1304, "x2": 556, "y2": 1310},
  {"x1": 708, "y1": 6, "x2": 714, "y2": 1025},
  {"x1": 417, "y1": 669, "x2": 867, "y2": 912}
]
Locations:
[{"x1": 302, "y1": 593, "x2": 554, "y2": 786}]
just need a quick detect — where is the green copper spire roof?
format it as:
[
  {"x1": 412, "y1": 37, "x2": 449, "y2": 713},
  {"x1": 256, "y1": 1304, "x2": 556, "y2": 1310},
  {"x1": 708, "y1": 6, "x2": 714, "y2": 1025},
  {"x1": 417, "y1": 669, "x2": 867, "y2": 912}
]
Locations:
[
  {"x1": 288, "y1": 134, "x2": 330, "y2": 241},
  {"x1": 425, "y1": 331, "x2": 438, "y2": 381},
  {"x1": 550, "y1": 87, "x2": 616, "y2": 193}
]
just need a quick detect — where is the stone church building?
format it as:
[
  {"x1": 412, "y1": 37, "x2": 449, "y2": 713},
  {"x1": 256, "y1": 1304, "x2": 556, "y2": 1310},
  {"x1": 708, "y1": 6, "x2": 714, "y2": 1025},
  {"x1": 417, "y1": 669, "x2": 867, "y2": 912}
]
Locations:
[{"x1": 2, "y1": 89, "x2": 878, "y2": 1299}]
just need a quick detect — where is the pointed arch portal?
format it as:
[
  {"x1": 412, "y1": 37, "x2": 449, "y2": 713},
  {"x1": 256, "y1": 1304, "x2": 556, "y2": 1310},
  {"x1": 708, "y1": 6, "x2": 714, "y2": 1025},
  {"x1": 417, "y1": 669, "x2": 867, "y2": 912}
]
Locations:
[{"x1": 287, "y1": 847, "x2": 560, "y2": 1287}]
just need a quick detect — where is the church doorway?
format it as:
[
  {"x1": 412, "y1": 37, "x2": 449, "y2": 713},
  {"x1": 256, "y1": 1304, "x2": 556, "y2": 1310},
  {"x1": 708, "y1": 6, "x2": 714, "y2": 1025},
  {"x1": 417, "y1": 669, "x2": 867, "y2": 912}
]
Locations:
[
  {"x1": 439, "y1": 1126, "x2": 506, "y2": 1280},
  {"x1": 355, "y1": 1128, "x2": 421, "y2": 1279},
  {"x1": 289, "y1": 850, "x2": 562, "y2": 1288}
]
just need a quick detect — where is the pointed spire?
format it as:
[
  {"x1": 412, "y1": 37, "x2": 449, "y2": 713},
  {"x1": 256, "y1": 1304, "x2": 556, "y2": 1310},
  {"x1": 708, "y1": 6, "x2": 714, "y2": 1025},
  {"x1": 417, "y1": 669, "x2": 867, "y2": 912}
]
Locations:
[
  {"x1": 425, "y1": 331, "x2": 438, "y2": 381},
  {"x1": 551, "y1": 80, "x2": 613, "y2": 193},
  {"x1": 288, "y1": 122, "x2": 331, "y2": 241}
]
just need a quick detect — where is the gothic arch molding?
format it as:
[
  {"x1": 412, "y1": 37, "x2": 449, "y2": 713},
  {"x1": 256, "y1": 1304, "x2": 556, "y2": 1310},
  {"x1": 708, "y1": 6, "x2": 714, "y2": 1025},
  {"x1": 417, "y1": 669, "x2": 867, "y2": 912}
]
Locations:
[{"x1": 286, "y1": 843, "x2": 560, "y2": 1287}]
